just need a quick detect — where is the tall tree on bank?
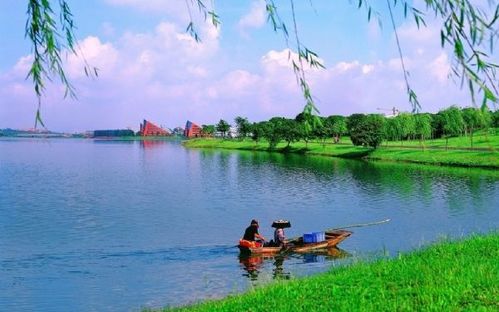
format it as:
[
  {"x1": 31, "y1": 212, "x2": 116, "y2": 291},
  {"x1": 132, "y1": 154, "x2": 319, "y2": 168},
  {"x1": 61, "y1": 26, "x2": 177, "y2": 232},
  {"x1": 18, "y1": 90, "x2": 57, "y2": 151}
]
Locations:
[
  {"x1": 234, "y1": 117, "x2": 251, "y2": 139},
  {"x1": 350, "y1": 114, "x2": 385, "y2": 149},
  {"x1": 216, "y1": 119, "x2": 230, "y2": 138},
  {"x1": 439, "y1": 106, "x2": 464, "y2": 150},
  {"x1": 328, "y1": 115, "x2": 347, "y2": 143},
  {"x1": 22, "y1": 1, "x2": 499, "y2": 128},
  {"x1": 414, "y1": 113, "x2": 433, "y2": 149},
  {"x1": 295, "y1": 112, "x2": 315, "y2": 147},
  {"x1": 461, "y1": 107, "x2": 489, "y2": 148},
  {"x1": 397, "y1": 113, "x2": 416, "y2": 143},
  {"x1": 384, "y1": 117, "x2": 403, "y2": 142},
  {"x1": 263, "y1": 117, "x2": 287, "y2": 149},
  {"x1": 201, "y1": 124, "x2": 215, "y2": 137},
  {"x1": 251, "y1": 122, "x2": 266, "y2": 144},
  {"x1": 281, "y1": 119, "x2": 302, "y2": 147},
  {"x1": 492, "y1": 110, "x2": 499, "y2": 128}
]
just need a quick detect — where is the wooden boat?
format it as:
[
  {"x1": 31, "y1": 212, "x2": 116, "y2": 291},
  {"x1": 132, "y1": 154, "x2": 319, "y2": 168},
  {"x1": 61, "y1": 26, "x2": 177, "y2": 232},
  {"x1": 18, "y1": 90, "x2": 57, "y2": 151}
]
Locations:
[{"x1": 238, "y1": 229, "x2": 352, "y2": 255}]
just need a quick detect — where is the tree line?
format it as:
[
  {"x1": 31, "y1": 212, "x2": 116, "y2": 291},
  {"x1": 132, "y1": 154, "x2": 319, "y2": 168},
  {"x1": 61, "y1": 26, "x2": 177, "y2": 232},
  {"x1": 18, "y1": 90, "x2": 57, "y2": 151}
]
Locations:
[{"x1": 201, "y1": 106, "x2": 499, "y2": 150}]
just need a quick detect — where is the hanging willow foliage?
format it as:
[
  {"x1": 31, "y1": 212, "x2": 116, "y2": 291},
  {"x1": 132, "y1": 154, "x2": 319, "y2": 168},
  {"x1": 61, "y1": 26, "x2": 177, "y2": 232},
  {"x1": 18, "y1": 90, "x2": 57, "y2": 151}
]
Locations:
[{"x1": 25, "y1": 0, "x2": 498, "y2": 129}]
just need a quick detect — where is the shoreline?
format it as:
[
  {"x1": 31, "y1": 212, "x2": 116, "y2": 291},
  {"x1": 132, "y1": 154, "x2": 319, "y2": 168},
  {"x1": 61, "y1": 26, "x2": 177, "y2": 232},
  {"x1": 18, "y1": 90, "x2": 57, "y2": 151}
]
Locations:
[
  {"x1": 182, "y1": 138, "x2": 499, "y2": 169},
  {"x1": 163, "y1": 233, "x2": 498, "y2": 311}
]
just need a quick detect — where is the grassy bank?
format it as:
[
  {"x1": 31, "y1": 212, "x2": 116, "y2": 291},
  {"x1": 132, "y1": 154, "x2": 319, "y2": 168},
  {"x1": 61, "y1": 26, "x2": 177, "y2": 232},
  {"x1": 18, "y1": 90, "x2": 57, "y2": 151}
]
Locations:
[
  {"x1": 183, "y1": 137, "x2": 499, "y2": 168},
  {"x1": 163, "y1": 233, "x2": 498, "y2": 311},
  {"x1": 368, "y1": 148, "x2": 499, "y2": 168}
]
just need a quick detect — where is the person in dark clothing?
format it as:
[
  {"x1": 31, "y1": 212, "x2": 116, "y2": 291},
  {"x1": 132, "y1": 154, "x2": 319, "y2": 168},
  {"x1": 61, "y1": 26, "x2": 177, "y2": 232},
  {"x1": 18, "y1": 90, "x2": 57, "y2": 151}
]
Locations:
[{"x1": 243, "y1": 219, "x2": 266, "y2": 242}]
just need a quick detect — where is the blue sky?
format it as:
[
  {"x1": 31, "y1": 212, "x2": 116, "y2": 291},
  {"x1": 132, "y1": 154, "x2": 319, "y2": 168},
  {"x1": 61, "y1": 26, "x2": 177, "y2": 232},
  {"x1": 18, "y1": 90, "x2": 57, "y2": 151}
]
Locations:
[{"x1": 0, "y1": 0, "x2": 485, "y2": 132}]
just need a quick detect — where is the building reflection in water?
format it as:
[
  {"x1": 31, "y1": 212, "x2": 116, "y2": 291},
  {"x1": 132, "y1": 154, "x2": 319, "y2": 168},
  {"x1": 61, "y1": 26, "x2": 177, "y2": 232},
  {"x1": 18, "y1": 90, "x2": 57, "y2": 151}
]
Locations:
[
  {"x1": 238, "y1": 248, "x2": 349, "y2": 282},
  {"x1": 140, "y1": 140, "x2": 167, "y2": 149}
]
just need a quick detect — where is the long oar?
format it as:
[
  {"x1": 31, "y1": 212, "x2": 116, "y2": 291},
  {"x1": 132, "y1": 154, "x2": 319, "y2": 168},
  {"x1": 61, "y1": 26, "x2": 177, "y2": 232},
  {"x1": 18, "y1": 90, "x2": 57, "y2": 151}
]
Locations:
[
  {"x1": 287, "y1": 218, "x2": 391, "y2": 243},
  {"x1": 325, "y1": 218, "x2": 391, "y2": 232}
]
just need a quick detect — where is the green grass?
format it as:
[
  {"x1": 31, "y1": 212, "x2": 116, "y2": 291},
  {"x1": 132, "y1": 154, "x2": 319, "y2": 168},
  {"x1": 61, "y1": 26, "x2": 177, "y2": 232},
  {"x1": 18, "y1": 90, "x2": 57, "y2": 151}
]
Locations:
[
  {"x1": 368, "y1": 148, "x2": 499, "y2": 168},
  {"x1": 382, "y1": 129, "x2": 499, "y2": 150},
  {"x1": 160, "y1": 233, "x2": 499, "y2": 311},
  {"x1": 183, "y1": 138, "x2": 369, "y2": 157},
  {"x1": 183, "y1": 136, "x2": 499, "y2": 168}
]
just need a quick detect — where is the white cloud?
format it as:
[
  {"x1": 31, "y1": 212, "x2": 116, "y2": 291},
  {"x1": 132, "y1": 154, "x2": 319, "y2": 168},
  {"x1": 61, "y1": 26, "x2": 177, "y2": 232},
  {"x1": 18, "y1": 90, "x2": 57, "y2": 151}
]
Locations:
[
  {"x1": 66, "y1": 36, "x2": 119, "y2": 79},
  {"x1": 261, "y1": 49, "x2": 325, "y2": 73},
  {"x1": 13, "y1": 55, "x2": 33, "y2": 76},
  {"x1": 0, "y1": 8, "x2": 474, "y2": 132},
  {"x1": 238, "y1": 0, "x2": 266, "y2": 36},
  {"x1": 428, "y1": 52, "x2": 450, "y2": 83}
]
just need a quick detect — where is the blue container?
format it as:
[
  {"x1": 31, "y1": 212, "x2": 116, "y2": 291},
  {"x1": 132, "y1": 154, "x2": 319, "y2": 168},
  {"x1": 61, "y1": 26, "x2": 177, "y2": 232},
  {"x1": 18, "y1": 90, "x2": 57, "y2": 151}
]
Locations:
[
  {"x1": 303, "y1": 233, "x2": 314, "y2": 244},
  {"x1": 313, "y1": 232, "x2": 325, "y2": 243}
]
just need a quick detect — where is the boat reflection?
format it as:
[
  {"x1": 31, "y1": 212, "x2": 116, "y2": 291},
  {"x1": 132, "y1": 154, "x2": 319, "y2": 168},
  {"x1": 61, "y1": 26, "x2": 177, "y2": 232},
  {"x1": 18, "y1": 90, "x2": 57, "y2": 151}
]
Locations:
[{"x1": 238, "y1": 248, "x2": 350, "y2": 282}]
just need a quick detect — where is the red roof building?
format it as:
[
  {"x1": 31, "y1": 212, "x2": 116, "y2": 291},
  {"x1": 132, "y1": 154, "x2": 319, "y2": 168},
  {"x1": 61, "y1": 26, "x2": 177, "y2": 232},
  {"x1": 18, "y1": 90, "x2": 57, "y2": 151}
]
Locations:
[
  {"x1": 184, "y1": 121, "x2": 202, "y2": 138},
  {"x1": 139, "y1": 120, "x2": 170, "y2": 136}
]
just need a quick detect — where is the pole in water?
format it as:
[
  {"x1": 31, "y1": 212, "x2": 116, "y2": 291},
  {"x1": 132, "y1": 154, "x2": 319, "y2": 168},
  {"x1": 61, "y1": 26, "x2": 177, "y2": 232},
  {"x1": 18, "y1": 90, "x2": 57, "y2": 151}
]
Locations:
[
  {"x1": 326, "y1": 218, "x2": 391, "y2": 232},
  {"x1": 286, "y1": 218, "x2": 391, "y2": 242}
]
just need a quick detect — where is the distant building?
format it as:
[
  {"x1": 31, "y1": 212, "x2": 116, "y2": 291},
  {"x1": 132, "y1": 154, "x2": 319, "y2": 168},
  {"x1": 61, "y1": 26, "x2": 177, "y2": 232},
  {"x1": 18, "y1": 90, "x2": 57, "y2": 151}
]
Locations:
[
  {"x1": 228, "y1": 126, "x2": 238, "y2": 138},
  {"x1": 214, "y1": 126, "x2": 238, "y2": 138},
  {"x1": 172, "y1": 127, "x2": 184, "y2": 136},
  {"x1": 93, "y1": 129, "x2": 135, "y2": 137},
  {"x1": 138, "y1": 120, "x2": 171, "y2": 136},
  {"x1": 184, "y1": 121, "x2": 202, "y2": 138}
]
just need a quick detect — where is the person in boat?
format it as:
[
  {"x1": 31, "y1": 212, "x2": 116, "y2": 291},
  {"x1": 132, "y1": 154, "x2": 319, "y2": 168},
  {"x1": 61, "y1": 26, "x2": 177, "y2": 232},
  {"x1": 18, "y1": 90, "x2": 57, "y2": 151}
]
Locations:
[
  {"x1": 274, "y1": 227, "x2": 287, "y2": 247},
  {"x1": 271, "y1": 220, "x2": 291, "y2": 247},
  {"x1": 243, "y1": 219, "x2": 266, "y2": 244}
]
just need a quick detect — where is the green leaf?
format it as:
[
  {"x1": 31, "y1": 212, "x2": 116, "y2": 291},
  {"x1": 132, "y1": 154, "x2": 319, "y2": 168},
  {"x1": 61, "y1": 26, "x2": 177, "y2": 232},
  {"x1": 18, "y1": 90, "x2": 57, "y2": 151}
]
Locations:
[
  {"x1": 484, "y1": 86, "x2": 497, "y2": 103},
  {"x1": 35, "y1": 108, "x2": 46, "y2": 129},
  {"x1": 454, "y1": 39, "x2": 464, "y2": 59}
]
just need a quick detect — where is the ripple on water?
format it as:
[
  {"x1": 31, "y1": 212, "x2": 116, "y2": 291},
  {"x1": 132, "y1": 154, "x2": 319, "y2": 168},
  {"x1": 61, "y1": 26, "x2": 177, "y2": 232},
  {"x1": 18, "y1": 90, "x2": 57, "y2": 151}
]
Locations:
[{"x1": 0, "y1": 139, "x2": 498, "y2": 311}]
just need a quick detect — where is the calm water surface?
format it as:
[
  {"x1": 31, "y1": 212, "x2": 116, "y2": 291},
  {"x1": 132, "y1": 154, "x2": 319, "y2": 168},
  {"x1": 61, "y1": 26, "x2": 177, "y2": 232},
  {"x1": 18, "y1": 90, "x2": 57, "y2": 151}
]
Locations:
[{"x1": 1, "y1": 138, "x2": 498, "y2": 311}]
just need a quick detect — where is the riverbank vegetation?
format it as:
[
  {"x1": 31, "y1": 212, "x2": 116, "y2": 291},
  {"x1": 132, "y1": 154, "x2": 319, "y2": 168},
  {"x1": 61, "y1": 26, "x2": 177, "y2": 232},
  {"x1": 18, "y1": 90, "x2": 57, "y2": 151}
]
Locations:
[
  {"x1": 185, "y1": 106, "x2": 498, "y2": 168},
  {"x1": 161, "y1": 233, "x2": 498, "y2": 311},
  {"x1": 184, "y1": 137, "x2": 499, "y2": 168}
]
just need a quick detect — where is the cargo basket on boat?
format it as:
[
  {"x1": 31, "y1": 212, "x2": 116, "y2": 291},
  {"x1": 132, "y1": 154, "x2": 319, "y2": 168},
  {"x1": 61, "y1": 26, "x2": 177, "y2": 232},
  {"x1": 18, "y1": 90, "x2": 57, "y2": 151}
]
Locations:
[{"x1": 271, "y1": 220, "x2": 291, "y2": 229}]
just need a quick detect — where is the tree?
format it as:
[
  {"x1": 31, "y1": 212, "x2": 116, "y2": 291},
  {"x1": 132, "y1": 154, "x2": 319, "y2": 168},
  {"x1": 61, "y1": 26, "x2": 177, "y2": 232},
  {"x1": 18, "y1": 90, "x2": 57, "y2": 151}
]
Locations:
[
  {"x1": 431, "y1": 113, "x2": 445, "y2": 139},
  {"x1": 439, "y1": 106, "x2": 464, "y2": 150},
  {"x1": 201, "y1": 124, "x2": 215, "y2": 137},
  {"x1": 216, "y1": 119, "x2": 230, "y2": 138},
  {"x1": 384, "y1": 117, "x2": 402, "y2": 142},
  {"x1": 462, "y1": 107, "x2": 488, "y2": 148},
  {"x1": 23, "y1": 1, "x2": 499, "y2": 128},
  {"x1": 397, "y1": 113, "x2": 416, "y2": 143},
  {"x1": 347, "y1": 114, "x2": 366, "y2": 137},
  {"x1": 295, "y1": 112, "x2": 316, "y2": 147},
  {"x1": 251, "y1": 122, "x2": 265, "y2": 144},
  {"x1": 350, "y1": 114, "x2": 385, "y2": 149},
  {"x1": 281, "y1": 119, "x2": 302, "y2": 147},
  {"x1": 263, "y1": 117, "x2": 287, "y2": 149},
  {"x1": 312, "y1": 117, "x2": 328, "y2": 147},
  {"x1": 328, "y1": 115, "x2": 347, "y2": 143},
  {"x1": 414, "y1": 113, "x2": 432, "y2": 149},
  {"x1": 492, "y1": 110, "x2": 499, "y2": 128},
  {"x1": 234, "y1": 116, "x2": 251, "y2": 139}
]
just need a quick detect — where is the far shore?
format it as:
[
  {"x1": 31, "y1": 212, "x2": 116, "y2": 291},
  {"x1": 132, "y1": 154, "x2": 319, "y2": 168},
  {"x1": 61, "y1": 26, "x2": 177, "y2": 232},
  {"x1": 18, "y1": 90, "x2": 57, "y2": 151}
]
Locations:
[{"x1": 182, "y1": 136, "x2": 499, "y2": 169}]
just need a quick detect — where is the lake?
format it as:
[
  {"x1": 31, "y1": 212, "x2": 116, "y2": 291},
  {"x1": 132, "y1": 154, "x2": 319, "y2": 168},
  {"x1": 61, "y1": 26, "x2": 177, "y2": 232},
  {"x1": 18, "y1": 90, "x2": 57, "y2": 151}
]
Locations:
[{"x1": 0, "y1": 138, "x2": 497, "y2": 311}]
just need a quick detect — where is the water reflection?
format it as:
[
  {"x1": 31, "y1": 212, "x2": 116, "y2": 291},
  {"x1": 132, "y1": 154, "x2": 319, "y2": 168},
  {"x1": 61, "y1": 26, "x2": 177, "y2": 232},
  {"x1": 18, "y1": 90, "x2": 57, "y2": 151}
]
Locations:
[
  {"x1": 140, "y1": 140, "x2": 166, "y2": 149},
  {"x1": 198, "y1": 149, "x2": 498, "y2": 218},
  {"x1": 238, "y1": 248, "x2": 350, "y2": 282},
  {"x1": 1, "y1": 139, "x2": 497, "y2": 311}
]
